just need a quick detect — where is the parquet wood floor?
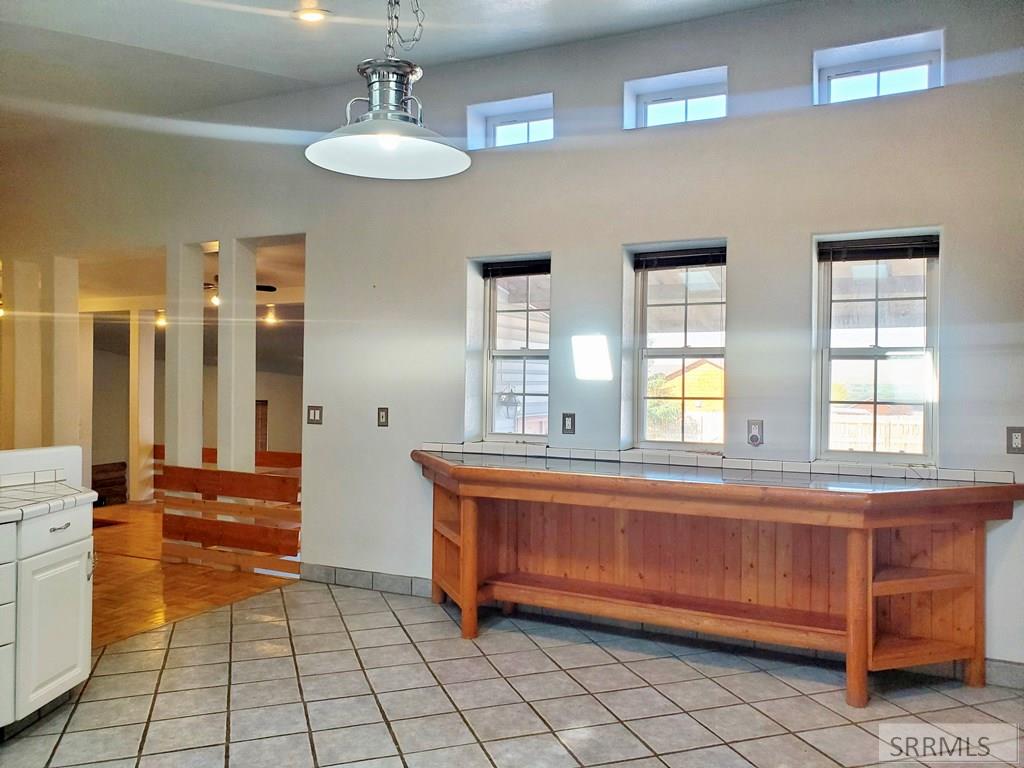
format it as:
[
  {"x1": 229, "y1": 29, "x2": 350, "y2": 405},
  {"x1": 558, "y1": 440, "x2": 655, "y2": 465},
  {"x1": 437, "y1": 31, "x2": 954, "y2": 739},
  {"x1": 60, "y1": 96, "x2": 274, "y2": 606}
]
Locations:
[{"x1": 91, "y1": 503, "x2": 289, "y2": 648}]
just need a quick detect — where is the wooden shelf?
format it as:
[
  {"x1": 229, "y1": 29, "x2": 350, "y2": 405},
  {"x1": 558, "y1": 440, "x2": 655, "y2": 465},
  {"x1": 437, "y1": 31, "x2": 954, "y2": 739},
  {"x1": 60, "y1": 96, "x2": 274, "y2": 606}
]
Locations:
[
  {"x1": 481, "y1": 572, "x2": 846, "y2": 653},
  {"x1": 870, "y1": 633, "x2": 973, "y2": 671},
  {"x1": 872, "y1": 566, "x2": 973, "y2": 597},
  {"x1": 434, "y1": 519, "x2": 462, "y2": 546}
]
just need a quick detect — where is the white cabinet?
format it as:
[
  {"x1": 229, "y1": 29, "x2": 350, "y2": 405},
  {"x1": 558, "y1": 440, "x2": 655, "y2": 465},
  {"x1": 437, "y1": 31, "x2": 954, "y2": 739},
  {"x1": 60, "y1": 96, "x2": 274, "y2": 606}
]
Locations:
[
  {"x1": 15, "y1": 537, "x2": 92, "y2": 720},
  {"x1": 0, "y1": 644, "x2": 13, "y2": 727}
]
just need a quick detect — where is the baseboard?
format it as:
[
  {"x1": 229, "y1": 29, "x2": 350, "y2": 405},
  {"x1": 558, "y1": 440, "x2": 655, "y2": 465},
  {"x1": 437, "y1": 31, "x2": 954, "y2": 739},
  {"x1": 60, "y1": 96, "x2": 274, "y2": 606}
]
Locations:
[{"x1": 299, "y1": 561, "x2": 432, "y2": 599}]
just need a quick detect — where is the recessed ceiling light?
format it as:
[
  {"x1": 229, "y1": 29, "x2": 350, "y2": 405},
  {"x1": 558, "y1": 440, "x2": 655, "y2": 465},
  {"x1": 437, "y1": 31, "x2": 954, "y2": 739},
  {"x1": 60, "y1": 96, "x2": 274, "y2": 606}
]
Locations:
[{"x1": 293, "y1": 4, "x2": 330, "y2": 22}]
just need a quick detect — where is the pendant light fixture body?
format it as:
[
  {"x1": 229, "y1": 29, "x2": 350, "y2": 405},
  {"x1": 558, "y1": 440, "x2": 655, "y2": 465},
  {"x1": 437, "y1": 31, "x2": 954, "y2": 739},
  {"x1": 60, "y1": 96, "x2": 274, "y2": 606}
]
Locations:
[{"x1": 304, "y1": 1, "x2": 470, "y2": 180}]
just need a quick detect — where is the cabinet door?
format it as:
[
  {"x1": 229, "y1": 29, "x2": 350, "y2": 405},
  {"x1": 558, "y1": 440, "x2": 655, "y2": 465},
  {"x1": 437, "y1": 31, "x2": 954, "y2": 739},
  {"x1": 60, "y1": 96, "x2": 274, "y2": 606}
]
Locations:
[{"x1": 15, "y1": 537, "x2": 93, "y2": 719}]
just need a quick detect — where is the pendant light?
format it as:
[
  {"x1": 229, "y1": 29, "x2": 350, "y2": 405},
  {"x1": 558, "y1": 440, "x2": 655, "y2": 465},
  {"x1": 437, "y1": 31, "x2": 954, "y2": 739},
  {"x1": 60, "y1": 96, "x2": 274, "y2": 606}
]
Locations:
[{"x1": 305, "y1": 0, "x2": 470, "y2": 180}]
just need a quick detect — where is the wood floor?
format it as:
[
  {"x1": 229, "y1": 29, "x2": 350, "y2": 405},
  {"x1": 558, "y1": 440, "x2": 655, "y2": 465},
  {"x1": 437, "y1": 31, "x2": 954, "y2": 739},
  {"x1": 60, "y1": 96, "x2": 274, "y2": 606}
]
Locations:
[{"x1": 92, "y1": 503, "x2": 289, "y2": 648}]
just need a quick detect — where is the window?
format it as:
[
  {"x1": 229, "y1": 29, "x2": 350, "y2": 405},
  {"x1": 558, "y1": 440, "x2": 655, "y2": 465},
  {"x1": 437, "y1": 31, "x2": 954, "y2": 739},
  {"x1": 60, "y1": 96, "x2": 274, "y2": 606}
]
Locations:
[
  {"x1": 814, "y1": 30, "x2": 943, "y2": 105},
  {"x1": 818, "y1": 235, "x2": 939, "y2": 459},
  {"x1": 466, "y1": 93, "x2": 554, "y2": 150},
  {"x1": 624, "y1": 66, "x2": 727, "y2": 130},
  {"x1": 488, "y1": 112, "x2": 554, "y2": 148},
  {"x1": 638, "y1": 90, "x2": 726, "y2": 128},
  {"x1": 635, "y1": 247, "x2": 726, "y2": 447},
  {"x1": 484, "y1": 259, "x2": 551, "y2": 438}
]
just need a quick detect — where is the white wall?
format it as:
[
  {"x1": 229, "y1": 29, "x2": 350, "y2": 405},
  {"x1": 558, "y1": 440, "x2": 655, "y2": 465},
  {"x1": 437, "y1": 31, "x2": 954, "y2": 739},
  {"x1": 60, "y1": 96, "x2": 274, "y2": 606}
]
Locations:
[
  {"x1": 152, "y1": 360, "x2": 303, "y2": 452},
  {"x1": 1, "y1": 0, "x2": 1021, "y2": 660}
]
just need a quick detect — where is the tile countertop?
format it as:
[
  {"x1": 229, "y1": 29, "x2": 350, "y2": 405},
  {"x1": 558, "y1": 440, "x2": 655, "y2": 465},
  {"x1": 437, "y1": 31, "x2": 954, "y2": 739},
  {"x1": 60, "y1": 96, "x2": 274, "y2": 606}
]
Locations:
[
  {"x1": 0, "y1": 481, "x2": 99, "y2": 525},
  {"x1": 421, "y1": 451, "x2": 1013, "y2": 495}
]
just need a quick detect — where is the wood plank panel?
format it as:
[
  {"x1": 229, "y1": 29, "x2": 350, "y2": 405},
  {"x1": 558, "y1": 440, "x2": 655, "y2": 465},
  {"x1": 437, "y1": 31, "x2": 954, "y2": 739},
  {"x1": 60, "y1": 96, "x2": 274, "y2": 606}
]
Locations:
[
  {"x1": 791, "y1": 523, "x2": 812, "y2": 611},
  {"x1": 951, "y1": 522, "x2": 975, "y2": 648},
  {"x1": 160, "y1": 465, "x2": 299, "y2": 503},
  {"x1": 810, "y1": 527, "x2": 831, "y2": 615},
  {"x1": 723, "y1": 519, "x2": 742, "y2": 602},
  {"x1": 757, "y1": 521, "x2": 776, "y2": 607},
  {"x1": 154, "y1": 445, "x2": 301, "y2": 468},
  {"x1": 489, "y1": 504, "x2": 846, "y2": 623},
  {"x1": 908, "y1": 525, "x2": 933, "y2": 641},
  {"x1": 161, "y1": 542, "x2": 299, "y2": 574},
  {"x1": 706, "y1": 518, "x2": 725, "y2": 600},
  {"x1": 163, "y1": 515, "x2": 299, "y2": 556},
  {"x1": 928, "y1": 525, "x2": 955, "y2": 643}
]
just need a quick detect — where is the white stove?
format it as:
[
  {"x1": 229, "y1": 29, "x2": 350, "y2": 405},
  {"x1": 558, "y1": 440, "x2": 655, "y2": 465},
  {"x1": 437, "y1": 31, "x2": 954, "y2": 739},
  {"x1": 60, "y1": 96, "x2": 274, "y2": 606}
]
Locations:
[{"x1": 0, "y1": 446, "x2": 96, "y2": 728}]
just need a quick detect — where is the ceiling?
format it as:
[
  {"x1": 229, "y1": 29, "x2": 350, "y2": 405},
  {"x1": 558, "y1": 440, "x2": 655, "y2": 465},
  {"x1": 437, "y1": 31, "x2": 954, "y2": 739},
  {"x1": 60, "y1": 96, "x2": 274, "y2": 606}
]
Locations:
[
  {"x1": 94, "y1": 303, "x2": 306, "y2": 376},
  {"x1": 0, "y1": 0, "x2": 782, "y2": 139},
  {"x1": 77, "y1": 235, "x2": 306, "y2": 302}
]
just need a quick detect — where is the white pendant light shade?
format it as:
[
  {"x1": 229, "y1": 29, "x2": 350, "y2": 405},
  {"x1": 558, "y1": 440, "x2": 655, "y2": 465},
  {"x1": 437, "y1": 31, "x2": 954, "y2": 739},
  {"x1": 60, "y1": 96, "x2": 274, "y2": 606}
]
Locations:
[
  {"x1": 306, "y1": 51, "x2": 470, "y2": 181},
  {"x1": 305, "y1": 117, "x2": 470, "y2": 180}
]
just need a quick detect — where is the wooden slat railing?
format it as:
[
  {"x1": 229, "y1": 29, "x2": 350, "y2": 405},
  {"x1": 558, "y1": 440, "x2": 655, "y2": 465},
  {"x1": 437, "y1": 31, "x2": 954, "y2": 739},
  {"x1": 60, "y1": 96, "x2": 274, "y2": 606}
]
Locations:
[
  {"x1": 158, "y1": 464, "x2": 301, "y2": 576},
  {"x1": 153, "y1": 445, "x2": 302, "y2": 470}
]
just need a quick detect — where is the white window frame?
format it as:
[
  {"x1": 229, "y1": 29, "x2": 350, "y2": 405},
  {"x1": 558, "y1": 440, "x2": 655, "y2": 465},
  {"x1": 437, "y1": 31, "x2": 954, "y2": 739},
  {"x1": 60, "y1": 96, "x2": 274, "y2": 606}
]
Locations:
[
  {"x1": 485, "y1": 109, "x2": 554, "y2": 149},
  {"x1": 634, "y1": 262, "x2": 726, "y2": 452},
  {"x1": 636, "y1": 83, "x2": 727, "y2": 128},
  {"x1": 820, "y1": 49, "x2": 941, "y2": 104},
  {"x1": 816, "y1": 253, "x2": 939, "y2": 464},
  {"x1": 483, "y1": 270, "x2": 550, "y2": 442}
]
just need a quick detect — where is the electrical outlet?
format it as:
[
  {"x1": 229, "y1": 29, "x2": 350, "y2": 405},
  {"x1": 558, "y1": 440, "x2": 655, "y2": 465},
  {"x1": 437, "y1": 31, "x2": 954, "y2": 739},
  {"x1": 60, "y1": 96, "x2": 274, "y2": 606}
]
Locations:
[
  {"x1": 747, "y1": 419, "x2": 764, "y2": 447},
  {"x1": 306, "y1": 405, "x2": 323, "y2": 425},
  {"x1": 377, "y1": 407, "x2": 389, "y2": 428},
  {"x1": 1008, "y1": 427, "x2": 1024, "y2": 454},
  {"x1": 562, "y1": 412, "x2": 576, "y2": 435}
]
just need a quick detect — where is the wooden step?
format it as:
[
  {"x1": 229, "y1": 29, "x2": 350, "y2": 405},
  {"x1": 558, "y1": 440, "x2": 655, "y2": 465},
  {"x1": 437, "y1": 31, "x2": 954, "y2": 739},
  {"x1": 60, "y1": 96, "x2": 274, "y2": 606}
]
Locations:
[
  {"x1": 872, "y1": 566, "x2": 973, "y2": 596},
  {"x1": 481, "y1": 572, "x2": 846, "y2": 652},
  {"x1": 870, "y1": 633, "x2": 973, "y2": 671}
]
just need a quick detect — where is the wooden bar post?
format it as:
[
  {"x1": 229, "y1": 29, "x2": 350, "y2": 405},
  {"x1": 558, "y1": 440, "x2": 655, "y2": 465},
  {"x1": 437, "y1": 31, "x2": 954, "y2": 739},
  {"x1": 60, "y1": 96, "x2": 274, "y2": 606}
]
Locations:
[
  {"x1": 846, "y1": 529, "x2": 870, "y2": 707},
  {"x1": 964, "y1": 522, "x2": 986, "y2": 687},
  {"x1": 459, "y1": 496, "x2": 480, "y2": 639},
  {"x1": 431, "y1": 582, "x2": 445, "y2": 604}
]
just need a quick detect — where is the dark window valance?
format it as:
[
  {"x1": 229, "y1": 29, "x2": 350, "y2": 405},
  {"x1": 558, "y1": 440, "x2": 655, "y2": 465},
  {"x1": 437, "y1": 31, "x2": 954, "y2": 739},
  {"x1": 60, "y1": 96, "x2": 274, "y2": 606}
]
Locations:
[
  {"x1": 481, "y1": 259, "x2": 551, "y2": 279},
  {"x1": 633, "y1": 247, "x2": 726, "y2": 270},
  {"x1": 817, "y1": 235, "x2": 939, "y2": 262}
]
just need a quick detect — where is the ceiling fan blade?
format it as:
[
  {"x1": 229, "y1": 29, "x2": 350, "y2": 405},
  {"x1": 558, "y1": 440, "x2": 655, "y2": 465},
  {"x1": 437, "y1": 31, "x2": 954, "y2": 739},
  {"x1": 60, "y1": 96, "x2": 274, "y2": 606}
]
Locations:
[{"x1": 256, "y1": 285, "x2": 278, "y2": 292}]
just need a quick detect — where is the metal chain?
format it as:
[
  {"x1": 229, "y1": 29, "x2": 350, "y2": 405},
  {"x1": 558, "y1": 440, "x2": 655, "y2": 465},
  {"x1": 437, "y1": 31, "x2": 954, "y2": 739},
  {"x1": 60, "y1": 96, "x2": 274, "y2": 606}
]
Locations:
[{"x1": 384, "y1": 0, "x2": 425, "y2": 59}]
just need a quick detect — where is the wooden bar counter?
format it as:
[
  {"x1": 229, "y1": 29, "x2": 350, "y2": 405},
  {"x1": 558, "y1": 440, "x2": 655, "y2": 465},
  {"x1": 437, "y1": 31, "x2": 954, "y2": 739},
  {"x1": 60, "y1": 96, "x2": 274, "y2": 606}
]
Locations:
[{"x1": 411, "y1": 450, "x2": 1023, "y2": 706}]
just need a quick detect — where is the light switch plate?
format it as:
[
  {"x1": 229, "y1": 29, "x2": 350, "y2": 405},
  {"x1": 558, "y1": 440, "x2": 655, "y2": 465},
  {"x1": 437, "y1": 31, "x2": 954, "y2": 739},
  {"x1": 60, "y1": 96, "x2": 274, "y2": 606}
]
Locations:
[
  {"x1": 377, "y1": 407, "x2": 389, "y2": 428},
  {"x1": 562, "y1": 412, "x2": 576, "y2": 435},
  {"x1": 747, "y1": 419, "x2": 764, "y2": 447},
  {"x1": 307, "y1": 405, "x2": 323, "y2": 425},
  {"x1": 1008, "y1": 427, "x2": 1024, "y2": 454}
]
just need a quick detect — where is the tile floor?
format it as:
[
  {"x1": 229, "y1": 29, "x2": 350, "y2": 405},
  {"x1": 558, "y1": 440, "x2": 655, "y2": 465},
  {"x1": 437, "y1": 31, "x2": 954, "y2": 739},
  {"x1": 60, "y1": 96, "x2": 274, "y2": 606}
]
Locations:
[{"x1": 2, "y1": 580, "x2": 1021, "y2": 767}]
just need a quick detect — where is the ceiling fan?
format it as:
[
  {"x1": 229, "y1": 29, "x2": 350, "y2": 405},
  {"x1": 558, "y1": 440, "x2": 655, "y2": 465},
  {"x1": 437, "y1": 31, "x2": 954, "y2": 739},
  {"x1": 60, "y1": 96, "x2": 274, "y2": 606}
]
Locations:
[{"x1": 204, "y1": 276, "x2": 277, "y2": 306}]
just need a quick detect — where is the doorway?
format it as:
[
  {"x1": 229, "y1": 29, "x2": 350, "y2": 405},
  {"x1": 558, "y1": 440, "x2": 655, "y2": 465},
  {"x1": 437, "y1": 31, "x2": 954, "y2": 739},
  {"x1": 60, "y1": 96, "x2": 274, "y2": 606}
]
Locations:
[{"x1": 255, "y1": 399, "x2": 269, "y2": 452}]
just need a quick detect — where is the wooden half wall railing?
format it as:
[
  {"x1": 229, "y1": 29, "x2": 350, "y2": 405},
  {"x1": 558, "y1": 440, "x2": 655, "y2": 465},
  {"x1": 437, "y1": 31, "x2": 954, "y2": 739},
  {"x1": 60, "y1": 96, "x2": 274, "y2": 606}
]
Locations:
[
  {"x1": 153, "y1": 445, "x2": 302, "y2": 470},
  {"x1": 156, "y1": 464, "x2": 301, "y2": 576}
]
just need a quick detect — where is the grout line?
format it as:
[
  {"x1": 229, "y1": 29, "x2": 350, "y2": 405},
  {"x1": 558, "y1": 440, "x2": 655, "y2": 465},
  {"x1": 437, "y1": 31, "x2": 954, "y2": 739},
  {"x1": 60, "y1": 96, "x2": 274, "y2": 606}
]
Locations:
[
  {"x1": 279, "y1": 586, "x2": 321, "y2": 768},
  {"x1": 328, "y1": 584, "x2": 405, "y2": 766}
]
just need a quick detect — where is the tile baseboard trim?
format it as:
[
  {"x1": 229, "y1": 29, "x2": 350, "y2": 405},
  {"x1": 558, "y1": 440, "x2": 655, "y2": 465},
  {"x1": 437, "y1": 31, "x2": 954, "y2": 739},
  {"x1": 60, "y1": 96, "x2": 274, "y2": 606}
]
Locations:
[
  {"x1": 299, "y1": 561, "x2": 432, "y2": 599},
  {"x1": 421, "y1": 442, "x2": 1016, "y2": 484}
]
